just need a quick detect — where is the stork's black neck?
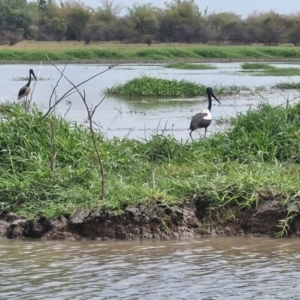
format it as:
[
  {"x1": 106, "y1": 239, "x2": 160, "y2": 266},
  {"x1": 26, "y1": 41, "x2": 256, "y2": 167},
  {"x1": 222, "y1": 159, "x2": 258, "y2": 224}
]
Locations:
[
  {"x1": 207, "y1": 95, "x2": 212, "y2": 111},
  {"x1": 26, "y1": 71, "x2": 32, "y2": 87}
]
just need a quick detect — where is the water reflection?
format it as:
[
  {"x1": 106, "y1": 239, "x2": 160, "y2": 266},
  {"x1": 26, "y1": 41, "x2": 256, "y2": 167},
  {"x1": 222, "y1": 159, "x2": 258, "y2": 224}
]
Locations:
[
  {"x1": 1, "y1": 237, "x2": 300, "y2": 299},
  {"x1": 1, "y1": 63, "x2": 300, "y2": 140}
]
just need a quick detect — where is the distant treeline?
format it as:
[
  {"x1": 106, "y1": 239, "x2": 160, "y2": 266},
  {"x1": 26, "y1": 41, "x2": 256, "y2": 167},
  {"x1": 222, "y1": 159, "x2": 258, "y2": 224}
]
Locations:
[{"x1": 1, "y1": 0, "x2": 300, "y2": 46}]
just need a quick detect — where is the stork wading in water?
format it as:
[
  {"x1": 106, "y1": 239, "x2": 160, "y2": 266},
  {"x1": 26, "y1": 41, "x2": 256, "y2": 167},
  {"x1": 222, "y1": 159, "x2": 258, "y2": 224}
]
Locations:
[
  {"x1": 18, "y1": 69, "x2": 37, "y2": 101},
  {"x1": 189, "y1": 87, "x2": 220, "y2": 139}
]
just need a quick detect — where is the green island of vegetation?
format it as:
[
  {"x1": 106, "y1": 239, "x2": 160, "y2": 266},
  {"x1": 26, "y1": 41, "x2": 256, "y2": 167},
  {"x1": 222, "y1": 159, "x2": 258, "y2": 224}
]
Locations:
[
  {"x1": 241, "y1": 62, "x2": 300, "y2": 76},
  {"x1": 1, "y1": 102, "x2": 300, "y2": 237},
  {"x1": 106, "y1": 76, "x2": 250, "y2": 98},
  {"x1": 164, "y1": 63, "x2": 217, "y2": 70}
]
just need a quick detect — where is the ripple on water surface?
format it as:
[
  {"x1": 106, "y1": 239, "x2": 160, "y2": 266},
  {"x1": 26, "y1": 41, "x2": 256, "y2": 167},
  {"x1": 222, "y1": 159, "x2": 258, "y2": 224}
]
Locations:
[{"x1": 1, "y1": 237, "x2": 300, "y2": 299}]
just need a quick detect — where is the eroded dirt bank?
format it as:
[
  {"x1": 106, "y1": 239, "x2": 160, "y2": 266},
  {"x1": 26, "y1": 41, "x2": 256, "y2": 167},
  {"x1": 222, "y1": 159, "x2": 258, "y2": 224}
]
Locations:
[{"x1": 0, "y1": 198, "x2": 299, "y2": 240}]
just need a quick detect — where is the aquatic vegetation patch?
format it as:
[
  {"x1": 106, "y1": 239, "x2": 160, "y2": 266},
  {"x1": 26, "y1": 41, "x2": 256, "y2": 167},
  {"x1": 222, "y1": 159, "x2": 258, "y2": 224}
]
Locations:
[
  {"x1": 106, "y1": 76, "x2": 251, "y2": 98},
  {"x1": 241, "y1": 62, "x2": 274, "y2": 69},
  {"x1": 241, "y1": 63, "x2": 300, "y2": 76},
  {"x1": 106, "y1": 76, "x2": 207, "y2": 98},
  {"x1": 165, "y1": 62, "x2": 216, "y2": 70},
  {"x1": 259, "y1": 67, "x2": 300, "y2": 76},
  {"x1": 273, "y1": 82, "x2": 300, "y2": 89}
]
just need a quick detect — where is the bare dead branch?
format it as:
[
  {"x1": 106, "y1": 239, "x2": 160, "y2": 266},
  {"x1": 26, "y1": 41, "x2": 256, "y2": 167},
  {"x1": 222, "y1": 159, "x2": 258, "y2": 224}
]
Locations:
[
  {"x1": 91, "y1": 93, "x2": 107, "y2": 119},
  {"x1": 45, "y1": 54, "x2": 107, "y2": 200},
  {"x1": 43, "y1": 53, "x2": 119, "y2": 119},
  {"x1": 81, "y1": 89, "x2": 106, "y2": 200},
  {"x1": 49, "y1": 63, "x2": 67, "y2": 108}
]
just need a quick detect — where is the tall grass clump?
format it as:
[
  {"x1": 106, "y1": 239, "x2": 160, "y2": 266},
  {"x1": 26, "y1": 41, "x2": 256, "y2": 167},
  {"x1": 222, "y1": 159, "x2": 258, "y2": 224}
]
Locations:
[{"x1": 196, "y1": 101, "x2": 300, "y2": 163}]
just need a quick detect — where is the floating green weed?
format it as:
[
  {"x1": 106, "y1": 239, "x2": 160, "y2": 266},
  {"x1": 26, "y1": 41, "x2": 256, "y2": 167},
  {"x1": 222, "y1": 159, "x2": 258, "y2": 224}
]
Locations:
[
  {"x1": 273, "y1": 82, "x2": 300, "y2": 89},
  {"x1": 165, "y1": 62, "x2": 216, "y2": 70},
  {"x1": 241, "y1": 63, "x2": 300, "y2": 76},
  {"x1": 241, "y1": 62, "x2": 274, "y2": 69}
]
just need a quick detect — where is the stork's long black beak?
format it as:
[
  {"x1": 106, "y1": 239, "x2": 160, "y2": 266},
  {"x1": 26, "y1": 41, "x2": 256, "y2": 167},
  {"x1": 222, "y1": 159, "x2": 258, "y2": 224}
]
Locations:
[{"x1": 211, "y1": 92, "x2": 221, "y2": 104}]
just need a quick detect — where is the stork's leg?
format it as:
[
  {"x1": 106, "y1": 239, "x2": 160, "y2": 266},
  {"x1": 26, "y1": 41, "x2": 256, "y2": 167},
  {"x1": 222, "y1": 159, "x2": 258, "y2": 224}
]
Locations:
[
  {"x1": 204, "y1": 127, "x2": 207, "y2": 137},
  {"x1": 189, "y1": 130, "x2": 193, "y2": 140}
]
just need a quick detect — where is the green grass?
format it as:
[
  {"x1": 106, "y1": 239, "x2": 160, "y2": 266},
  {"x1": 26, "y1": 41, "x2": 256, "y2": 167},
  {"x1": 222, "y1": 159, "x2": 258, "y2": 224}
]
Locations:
[
  {"x1": 165, "y1": 62, "x2": 216, "y2": 70},
  {"x1": 241, "y1": 62, "x2": 300, "y2": 76},
  {"x1": 1, "y1": 44, "x2": 300, "y2": 62},
  {"x1": 106, "y1": 76, "x2": 251, "y2": 98},
  {"x1": 260, "y1": 67, "x2": 300, "y2": 76},
  {"x1": 241, "y1": 62, "x2": 274, "y2": 69},
  {"x1": 273, "y1": 82, "x2": 300, "y2": 89},
  {"x1": 1, "y1": 101, "x2": 300, "y2": 238}
]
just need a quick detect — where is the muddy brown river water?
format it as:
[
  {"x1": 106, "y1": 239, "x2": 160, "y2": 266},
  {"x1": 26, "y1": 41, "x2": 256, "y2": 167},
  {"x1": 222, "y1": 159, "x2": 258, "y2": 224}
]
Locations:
[
  {"x1": 1, "y1": 237, "x2": 300, "y2": 299},
  {"x1": 1, "y1": 62, "x2": 300, "y2": 140}
]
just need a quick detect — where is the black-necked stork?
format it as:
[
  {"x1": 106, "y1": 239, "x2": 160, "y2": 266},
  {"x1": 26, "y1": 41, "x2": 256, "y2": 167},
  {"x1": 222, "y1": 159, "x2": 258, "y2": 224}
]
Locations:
[
  {"x1": 18, "y1": 69, "x2": 37, "y2": 100},
  {"x1": 189, "y1": 87, "x2": 220, "y2": 138}
]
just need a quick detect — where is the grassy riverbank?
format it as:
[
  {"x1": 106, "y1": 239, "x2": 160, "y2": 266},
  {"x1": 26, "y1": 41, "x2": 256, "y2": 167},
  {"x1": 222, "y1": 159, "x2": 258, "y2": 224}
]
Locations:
[
  {"x1": 1, "y1": 102, "x2": 300, "y2": 236},
  {"x1": 1, "y1": 41, "x2": 300, "y2": 63}
]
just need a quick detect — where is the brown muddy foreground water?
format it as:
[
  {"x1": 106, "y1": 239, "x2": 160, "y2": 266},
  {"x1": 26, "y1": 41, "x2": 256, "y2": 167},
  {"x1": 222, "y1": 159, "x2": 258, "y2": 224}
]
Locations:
[{"x1": 1, "y1": 237, "x2": 300, "y2": 299}]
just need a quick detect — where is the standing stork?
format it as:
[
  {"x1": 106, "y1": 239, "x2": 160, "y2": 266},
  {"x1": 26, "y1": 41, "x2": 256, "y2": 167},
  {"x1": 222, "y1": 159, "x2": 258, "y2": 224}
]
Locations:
[
  {"x1": 18, "y1": 69, "x2": 37, "y2": 100},
  {"x1": 189, "y1": 87, "x2": 221, "y2": 139}
]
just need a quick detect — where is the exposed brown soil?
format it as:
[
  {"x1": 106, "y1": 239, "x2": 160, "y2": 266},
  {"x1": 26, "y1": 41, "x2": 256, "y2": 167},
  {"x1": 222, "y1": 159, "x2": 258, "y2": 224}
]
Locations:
[{"x1": 1, "y1": 198, "x2": 299, "y2": 240}]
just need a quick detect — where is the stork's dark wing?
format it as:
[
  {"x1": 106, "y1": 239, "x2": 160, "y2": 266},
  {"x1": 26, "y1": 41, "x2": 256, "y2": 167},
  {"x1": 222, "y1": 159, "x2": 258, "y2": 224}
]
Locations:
[
  {"x1": 18, "y1": 86, "x2": 26, "y2": 98},
  {"x1": 189, "y1": 112, "x2": 208, "y2": 130}
]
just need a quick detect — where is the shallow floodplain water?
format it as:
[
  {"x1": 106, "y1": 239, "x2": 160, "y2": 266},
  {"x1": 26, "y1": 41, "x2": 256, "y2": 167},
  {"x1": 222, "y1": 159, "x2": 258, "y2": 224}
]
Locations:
[
  {"x1": 1, "y1": 62, "x2": 300, "y2": 140},
  {"x1": 1, "y1": 237, "x2": 300, "y2": 299}
]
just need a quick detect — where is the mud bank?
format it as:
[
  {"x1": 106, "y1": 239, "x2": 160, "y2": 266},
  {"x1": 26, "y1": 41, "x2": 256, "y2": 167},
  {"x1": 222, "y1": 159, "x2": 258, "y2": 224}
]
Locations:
[{"x1": 0, "y1": 198, "x2": 299, "y2": 240}]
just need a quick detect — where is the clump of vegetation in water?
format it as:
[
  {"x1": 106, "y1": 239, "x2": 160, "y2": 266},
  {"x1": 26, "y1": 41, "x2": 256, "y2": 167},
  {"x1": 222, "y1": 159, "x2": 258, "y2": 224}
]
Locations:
[
  {"x1": 106, "y1": 76, "x2": 251, "y2": 98},
  {"x1": 106, "y1": 76, "x2": 207, "y2": 98},
  {"x1": 273, "y1": 82, "x2": 300, "y2": 89},
  {"x1": 1, "y1": 102, "x2": 300, "y2": 238},
  {"x1": 260, "y1": 67, "x2": 300, "y2": 76},
  {"x1": 241, "y1": 62, "x2": 274, "y2": 69},
  {"x1": 164, "y1": 62, "x2": 216, "y2": 70},
  {"x1": 241, "y1": 62, "x2": 300, "y2": 76}
]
